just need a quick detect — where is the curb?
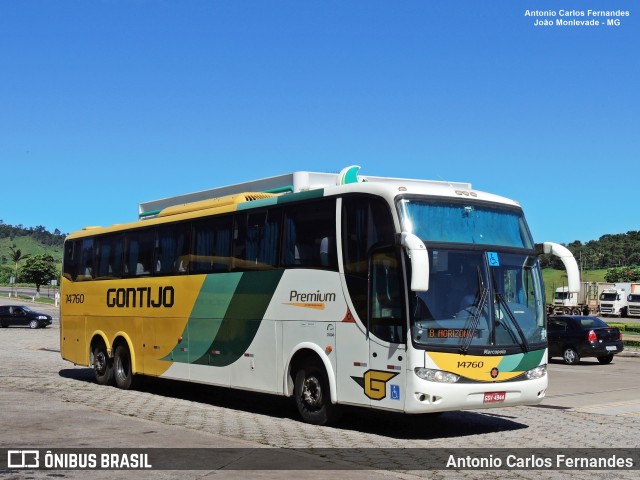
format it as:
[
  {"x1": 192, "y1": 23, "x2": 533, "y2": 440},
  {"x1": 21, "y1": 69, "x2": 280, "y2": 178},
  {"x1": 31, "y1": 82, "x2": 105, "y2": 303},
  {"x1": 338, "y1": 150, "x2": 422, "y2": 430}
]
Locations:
[{"x1": 618, "y1": 340, "x2": 640, "y2": 357}]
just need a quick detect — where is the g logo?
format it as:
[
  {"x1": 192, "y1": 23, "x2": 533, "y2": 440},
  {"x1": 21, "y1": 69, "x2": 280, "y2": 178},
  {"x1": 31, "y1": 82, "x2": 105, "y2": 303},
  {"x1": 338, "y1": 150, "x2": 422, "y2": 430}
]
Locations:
[{"x1": 363, "y1": 370, "x2": 399, "y2": 400}]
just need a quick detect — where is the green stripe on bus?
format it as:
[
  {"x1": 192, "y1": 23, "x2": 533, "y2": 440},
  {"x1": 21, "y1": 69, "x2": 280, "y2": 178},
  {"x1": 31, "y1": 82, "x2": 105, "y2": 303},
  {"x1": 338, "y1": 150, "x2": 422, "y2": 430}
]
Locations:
[
  {"x1": 191, "y1": 269, "x2": 285, "y2": 367},
  {"x1": 139, "y1": 209, "x2": 161, "y2": 218},
  {"x1": 236, "y1": 197, "x2": 279, "y2": 210},
  {"x1": 276, "y1": 189, "x2": 324, "y2": 204},
  {"x1": 165, "y1": 273, "x2": 244, "y2": 363},
  {"x1": 509, "y1": 349, "x2": 545, "y2": 372},
  {"x1": 263, "y1": 185, "x2": 293, "y2": 194}
]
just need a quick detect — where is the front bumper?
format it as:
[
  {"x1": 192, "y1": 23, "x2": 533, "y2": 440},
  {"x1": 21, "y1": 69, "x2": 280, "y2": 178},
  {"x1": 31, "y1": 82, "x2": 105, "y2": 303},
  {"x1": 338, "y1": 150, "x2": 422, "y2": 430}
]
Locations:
[{"x1": 404, "y1": 373, "x2": 548, "y2": 414}]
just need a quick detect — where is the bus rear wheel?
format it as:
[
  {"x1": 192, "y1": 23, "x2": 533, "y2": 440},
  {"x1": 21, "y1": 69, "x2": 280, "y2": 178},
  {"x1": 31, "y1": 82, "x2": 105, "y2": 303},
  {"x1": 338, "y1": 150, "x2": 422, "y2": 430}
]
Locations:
[
  {"x1": 294, "y1": 359, "x2": 337, "y2": 425},
  {"x1": 92, "y1": 344, "x2": 113, "y2": 386},
  {"x1": 113, "y1": 344, "x2": 135, "y2": 390}
]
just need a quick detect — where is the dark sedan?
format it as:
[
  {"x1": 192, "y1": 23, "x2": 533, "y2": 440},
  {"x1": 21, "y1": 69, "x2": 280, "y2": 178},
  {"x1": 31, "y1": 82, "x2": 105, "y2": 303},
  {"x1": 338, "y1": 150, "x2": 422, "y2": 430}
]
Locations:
[
  {"x1": 547, "y1": 315, "x2": 623, "y2": 365},
  {"x1": 0, "y1": 305, "x2": 53, "y2": 329}
]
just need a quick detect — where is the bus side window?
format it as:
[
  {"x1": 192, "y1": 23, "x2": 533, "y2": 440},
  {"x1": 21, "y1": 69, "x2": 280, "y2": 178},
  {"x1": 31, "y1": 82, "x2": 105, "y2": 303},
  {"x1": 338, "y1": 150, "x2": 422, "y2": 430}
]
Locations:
[
  {"x1": 76, "y1": 238, "x2": 95, "y2": 281},
  {"x1": 233, "y1": 210, "x2": 281, "y2": 270},
  {"x1": 125, "y1": 229, "x2": 155, "y2": 277},
  {"x1": 155, "y1": 224, "x2": 190, "y2": 275},
  {"x1": 283, "y1": 199, "x2": 337, "y2": 270},
  {"x1": 191, "y1": 216, "x2": 232, "y2": 273},
  {"x1": 95, "y1": 234, "x2": 123, "y2": 279},
  {"x1": 63, "y1": 240, "x2": 80, "y2": 281}
]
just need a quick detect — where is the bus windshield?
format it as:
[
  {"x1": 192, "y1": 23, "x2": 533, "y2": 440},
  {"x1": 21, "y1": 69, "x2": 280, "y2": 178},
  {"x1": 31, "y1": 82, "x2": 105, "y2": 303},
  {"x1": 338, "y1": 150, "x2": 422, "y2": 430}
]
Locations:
[
  {"x1": 398, "y1": 198, "x2": 534, "y2": 248},
  {"x1": 409, "y1": 250, "x2": 545, "y2": 352}
]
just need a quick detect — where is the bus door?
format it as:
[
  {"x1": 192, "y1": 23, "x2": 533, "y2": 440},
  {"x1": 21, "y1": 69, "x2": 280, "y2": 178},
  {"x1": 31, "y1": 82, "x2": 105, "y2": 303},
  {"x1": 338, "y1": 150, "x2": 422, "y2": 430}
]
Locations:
[
  {"x1": 366, "y1": 249, "x2": 407, "y2": 410},
  {"x1": 338, "y1": 195, "x2": 403, "y2": 408}
]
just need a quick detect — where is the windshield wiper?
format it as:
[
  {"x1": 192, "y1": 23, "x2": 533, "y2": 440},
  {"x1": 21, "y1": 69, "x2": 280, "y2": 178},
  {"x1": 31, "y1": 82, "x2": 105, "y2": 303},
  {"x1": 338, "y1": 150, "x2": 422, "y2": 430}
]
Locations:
[
  {"x1": 490, "y1": 270, "x2": 530, "y2": 353},
  {"x1": 494, "y1": 293, "x2": 530, "y2": 353},
  {"x1": 460, "y1": 267, "x2": 489, "y2": 354}
]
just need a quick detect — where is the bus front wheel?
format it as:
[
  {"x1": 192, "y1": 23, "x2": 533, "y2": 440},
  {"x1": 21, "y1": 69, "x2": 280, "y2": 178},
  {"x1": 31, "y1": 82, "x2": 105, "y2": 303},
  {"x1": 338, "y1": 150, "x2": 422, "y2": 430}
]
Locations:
[
  {"x1": 113, "y1": 344, "x2": 135, "y2": 390},
  {"x1": 294, "y1": 359, "x2": 337, "y2": 425}
]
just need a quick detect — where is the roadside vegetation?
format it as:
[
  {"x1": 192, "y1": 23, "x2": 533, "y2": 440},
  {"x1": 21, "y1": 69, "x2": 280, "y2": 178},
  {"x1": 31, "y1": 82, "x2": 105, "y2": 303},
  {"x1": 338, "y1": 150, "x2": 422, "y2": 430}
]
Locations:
[{"x1": 0, "y1": 222, "x2": 65, "y2": 288}]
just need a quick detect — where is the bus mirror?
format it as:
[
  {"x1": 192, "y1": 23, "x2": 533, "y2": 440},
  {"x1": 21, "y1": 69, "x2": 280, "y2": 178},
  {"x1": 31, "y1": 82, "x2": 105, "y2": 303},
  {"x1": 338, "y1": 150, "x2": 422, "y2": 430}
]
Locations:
[
  {"x1": 400, "y1": 232, "x2": 429, "y2": 291},
  {"x1": 540, "y1": 242, "x2": 580, "y2": 294}
]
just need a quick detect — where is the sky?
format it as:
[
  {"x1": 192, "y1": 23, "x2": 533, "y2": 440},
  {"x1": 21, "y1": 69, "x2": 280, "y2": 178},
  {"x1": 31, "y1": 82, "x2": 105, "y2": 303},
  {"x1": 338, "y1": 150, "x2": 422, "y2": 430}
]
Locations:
[{"x1": 1, "y1": 0, "x2": 638, "y2": 244}]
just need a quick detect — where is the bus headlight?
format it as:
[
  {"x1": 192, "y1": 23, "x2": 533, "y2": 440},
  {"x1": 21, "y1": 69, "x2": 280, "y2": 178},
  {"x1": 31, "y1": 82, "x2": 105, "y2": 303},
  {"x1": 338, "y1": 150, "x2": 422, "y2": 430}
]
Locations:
[
  {"x1": 525, "y1": 364, "x2": 547, "y2": 380},
  {"x1": 414, "y1": 368, "x2": 460, "y2": 383}
]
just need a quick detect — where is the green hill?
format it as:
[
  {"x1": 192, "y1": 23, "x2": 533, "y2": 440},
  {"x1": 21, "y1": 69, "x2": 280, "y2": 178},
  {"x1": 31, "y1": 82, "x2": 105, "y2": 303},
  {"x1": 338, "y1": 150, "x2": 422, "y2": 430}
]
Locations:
[
  {"x1": 0, "y1": 236, "x2": 63, "y2": 263},
  {"x1": 0, "y1": 224, "x2": 65, "y2": 283}
]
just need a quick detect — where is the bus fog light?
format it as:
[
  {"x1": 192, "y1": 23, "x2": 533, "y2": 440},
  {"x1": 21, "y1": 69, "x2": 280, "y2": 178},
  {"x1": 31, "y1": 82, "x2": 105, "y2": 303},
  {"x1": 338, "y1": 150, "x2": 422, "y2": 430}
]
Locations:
[
  {"x1": 414, "y1": 367, "x2": 460, "y2": 383},
  {"x1": 525, "y1": 364, "x2": 547, "y2": 380}
]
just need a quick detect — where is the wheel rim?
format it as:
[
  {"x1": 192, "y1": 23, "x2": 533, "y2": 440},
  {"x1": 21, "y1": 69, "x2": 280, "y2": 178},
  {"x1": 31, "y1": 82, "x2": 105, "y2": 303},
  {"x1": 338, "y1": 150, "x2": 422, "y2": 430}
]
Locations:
[
  {"x1": 564, "y1": 349, "x2": 577, "y2": 363},
  {"x1": 30, "y1": 320, "x2": 37, "y2": 329},
  {"x1": 94, "y1": 351, "x2": 107, "y2": 375},
  {"x1": 302, "y1": 375, "x2": 323, "y2": 409}
]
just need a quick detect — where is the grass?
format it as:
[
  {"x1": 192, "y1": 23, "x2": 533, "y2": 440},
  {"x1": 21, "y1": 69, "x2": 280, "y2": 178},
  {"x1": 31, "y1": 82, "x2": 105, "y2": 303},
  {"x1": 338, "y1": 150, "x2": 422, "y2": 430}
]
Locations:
[
  {"x1": 0, "y1": 236, "x2": 63, "y2": 263},
  {"x1": 1, "y1": 292, "x2": 56, "y2": 305}
]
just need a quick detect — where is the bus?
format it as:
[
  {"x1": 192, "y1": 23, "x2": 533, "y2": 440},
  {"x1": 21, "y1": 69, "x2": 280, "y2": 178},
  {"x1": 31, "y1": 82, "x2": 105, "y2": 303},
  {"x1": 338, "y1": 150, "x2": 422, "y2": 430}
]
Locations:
[{"x1": 60, "y1": 166, "x2": 580, "y2": 425}]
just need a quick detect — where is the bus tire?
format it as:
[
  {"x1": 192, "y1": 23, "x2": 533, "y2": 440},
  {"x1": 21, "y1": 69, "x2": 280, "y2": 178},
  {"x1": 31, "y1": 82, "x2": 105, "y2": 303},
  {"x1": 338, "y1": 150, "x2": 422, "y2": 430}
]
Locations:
[
  {"x1": 113, "y1": 343, "x2": 135, "y2": 390},
  {"x1": 92, "y1": 344, "x2": 114, "y2": 386},
  {"x1": 294, "y1": 359, "x2": 337, "y2": 425}
]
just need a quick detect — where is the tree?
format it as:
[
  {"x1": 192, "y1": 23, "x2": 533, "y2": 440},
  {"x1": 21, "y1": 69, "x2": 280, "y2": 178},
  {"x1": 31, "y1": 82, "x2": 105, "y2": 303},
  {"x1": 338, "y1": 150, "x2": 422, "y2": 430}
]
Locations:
[
  {"x1": 9, "y1": 246, "x2": 30, "y2": 282},
  {"x1": 20, "y1": 254, "x2": 58, "y2": 295},
  {"x1": 0, "y1": 265, "x2": 13, "y2": 283},
  {"x1": 603, "y1": 266, "x2": 640, "y2": 283}
]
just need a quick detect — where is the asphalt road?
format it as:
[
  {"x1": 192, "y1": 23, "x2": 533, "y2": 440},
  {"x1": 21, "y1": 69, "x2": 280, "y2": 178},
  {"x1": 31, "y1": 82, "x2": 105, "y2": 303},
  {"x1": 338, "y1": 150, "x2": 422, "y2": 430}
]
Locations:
[{"x1": 1, "y1": 298, "x2": 639, "y2": 480}]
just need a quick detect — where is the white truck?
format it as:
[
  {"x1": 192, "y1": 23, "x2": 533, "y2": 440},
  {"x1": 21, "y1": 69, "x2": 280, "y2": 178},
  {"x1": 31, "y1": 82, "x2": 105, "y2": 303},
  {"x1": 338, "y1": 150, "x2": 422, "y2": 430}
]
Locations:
[
  {"x1": 626, "y1": 283, "x2": 640, "y2": 318},
  {"x1": 599, "y1": 282, "x2": 632, "y2": 317},
  {"x1": 552, "y1": 282, "x2": 591, "y2": 315}
]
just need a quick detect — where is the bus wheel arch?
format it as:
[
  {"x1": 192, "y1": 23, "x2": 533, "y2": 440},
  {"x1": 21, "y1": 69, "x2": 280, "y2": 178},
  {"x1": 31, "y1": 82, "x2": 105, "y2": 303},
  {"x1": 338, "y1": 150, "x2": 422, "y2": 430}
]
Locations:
[
  {"x1": 287, "y1": 346, "x2": 339, "y2": 425},
  {"x1": 112, "y1": 335, "x2": 137, "y2": 390}
]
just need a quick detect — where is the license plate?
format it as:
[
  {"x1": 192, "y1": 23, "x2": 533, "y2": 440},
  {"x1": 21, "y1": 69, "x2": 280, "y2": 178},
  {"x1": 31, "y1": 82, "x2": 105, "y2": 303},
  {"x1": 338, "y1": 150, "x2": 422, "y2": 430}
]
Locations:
[
  {"x1": 483, "y1": 391, "x2": 506, "y2": 403},
  {"x1": 606, "y1": 346, "x2": 617, "y2": 351}
]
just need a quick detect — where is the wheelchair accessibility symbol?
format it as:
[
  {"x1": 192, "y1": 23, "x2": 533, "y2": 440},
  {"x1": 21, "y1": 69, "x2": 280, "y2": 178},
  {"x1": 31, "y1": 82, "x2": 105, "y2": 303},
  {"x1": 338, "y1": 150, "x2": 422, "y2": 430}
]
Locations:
[
  {"x1": 390, "y1": 384, "x2": 400, "y2": 400},
  {"x1": 488, "y1": 252, "x2": 500, "y2": 267}
]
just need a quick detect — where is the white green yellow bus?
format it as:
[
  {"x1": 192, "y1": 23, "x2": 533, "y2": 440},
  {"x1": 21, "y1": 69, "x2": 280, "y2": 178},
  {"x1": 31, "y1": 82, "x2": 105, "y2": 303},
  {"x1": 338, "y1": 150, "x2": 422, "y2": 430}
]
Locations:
[{"x1": 60, "y1": 166, "x2": 579, "y2": 425}]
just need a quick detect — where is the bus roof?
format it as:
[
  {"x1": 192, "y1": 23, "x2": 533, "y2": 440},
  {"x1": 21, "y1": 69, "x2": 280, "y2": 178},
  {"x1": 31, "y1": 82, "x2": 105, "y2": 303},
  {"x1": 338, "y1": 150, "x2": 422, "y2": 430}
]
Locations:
[
  {"x1": 67, "y1": 166, "x2": 521, "y2": 238},
  {"x1": 138, "y1": 166, "x2": 475, "y2": 219}
]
